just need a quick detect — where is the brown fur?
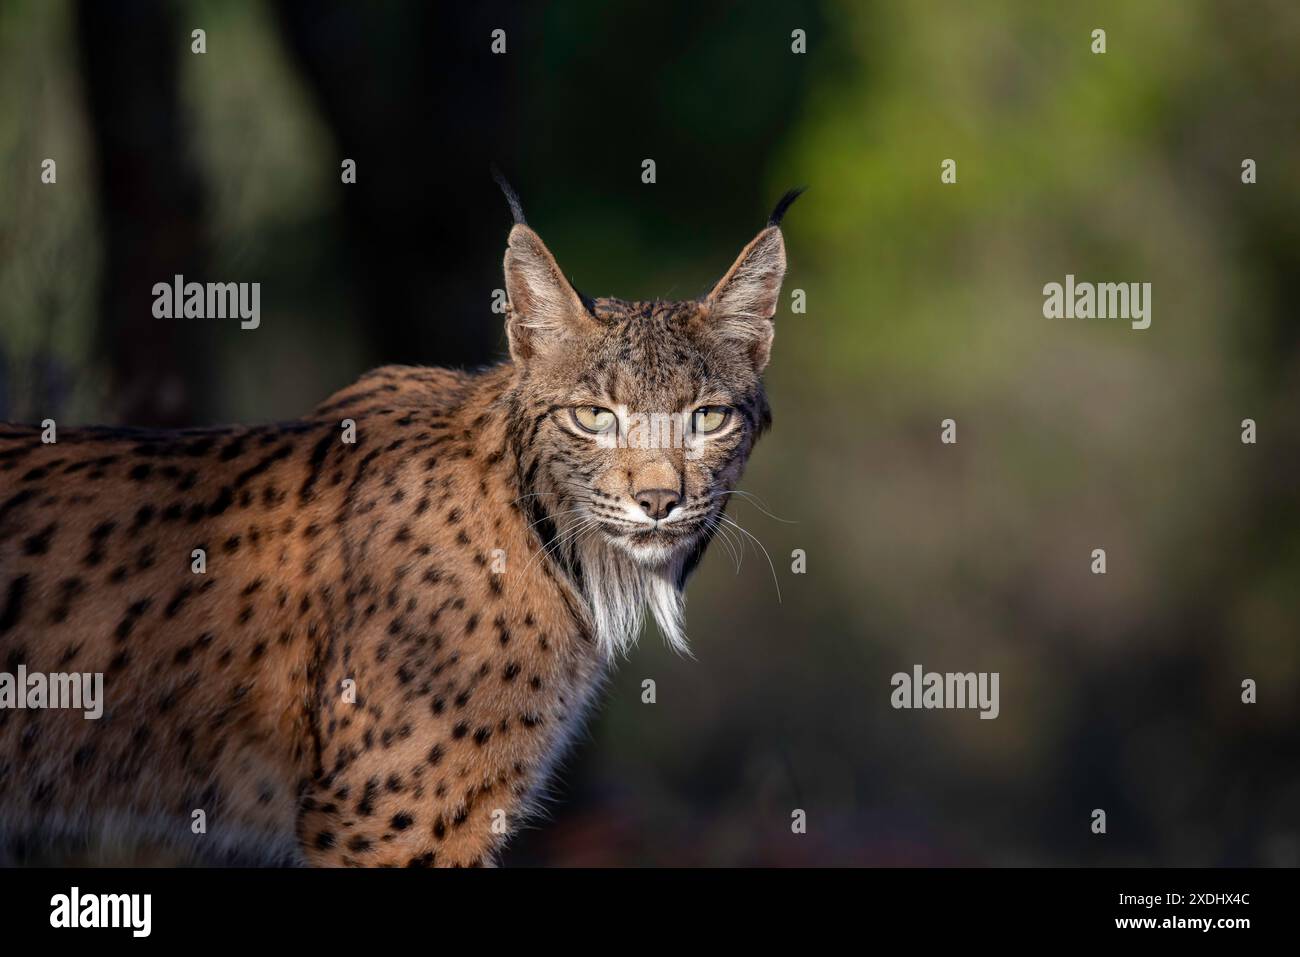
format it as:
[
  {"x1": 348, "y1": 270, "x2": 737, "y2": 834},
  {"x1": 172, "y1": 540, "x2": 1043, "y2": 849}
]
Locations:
[{"x1": 0, "y1": 205, "x2": 792, "y2": 866}]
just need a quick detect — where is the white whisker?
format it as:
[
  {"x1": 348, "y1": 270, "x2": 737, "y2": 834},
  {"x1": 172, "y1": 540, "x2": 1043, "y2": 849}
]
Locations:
[
  {"x1": 710, "y1": 489, "x2": 797, "y2": 524},
  {"x1": 718, "y1": 513, "x2": 782, "y2": 603}
]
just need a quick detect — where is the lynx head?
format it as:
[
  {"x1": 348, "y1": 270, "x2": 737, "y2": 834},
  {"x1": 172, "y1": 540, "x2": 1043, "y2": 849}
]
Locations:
[{"x1": 498, "y1": 173, "x2": 801, "y2": 657}]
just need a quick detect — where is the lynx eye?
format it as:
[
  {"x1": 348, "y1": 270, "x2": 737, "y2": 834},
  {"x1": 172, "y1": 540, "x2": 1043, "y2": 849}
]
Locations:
[
  {"x1": 571, "y1": 406, "x2": 617, "y2": 434},
  {"x1": 692, "y1": 406, "x2": 731, "y2": 434}
]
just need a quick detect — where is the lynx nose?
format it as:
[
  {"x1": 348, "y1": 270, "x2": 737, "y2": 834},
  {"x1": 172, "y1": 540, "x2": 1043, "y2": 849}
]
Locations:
[{"x1": 635, "y1": 488, "x2": 680, "y2": 521}]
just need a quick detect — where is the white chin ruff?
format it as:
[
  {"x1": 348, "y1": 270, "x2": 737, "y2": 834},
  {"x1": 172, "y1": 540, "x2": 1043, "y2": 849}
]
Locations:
[{"x1": 575, "y1": 535, "x2": 689, "y2": 659}]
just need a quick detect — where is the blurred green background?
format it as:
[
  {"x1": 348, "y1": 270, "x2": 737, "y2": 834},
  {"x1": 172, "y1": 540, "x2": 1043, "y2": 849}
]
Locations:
[{"x1": 1, "y1": 0, "x2": 1297, "y2": 865}]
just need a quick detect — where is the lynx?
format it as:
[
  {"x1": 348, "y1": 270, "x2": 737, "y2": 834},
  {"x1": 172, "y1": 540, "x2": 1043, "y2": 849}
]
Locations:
[{"x1": 0, "y1": 181, "x2": 800, "y2": 866}]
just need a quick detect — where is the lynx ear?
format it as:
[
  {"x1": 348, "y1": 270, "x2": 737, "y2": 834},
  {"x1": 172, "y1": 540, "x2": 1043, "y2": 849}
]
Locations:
[
  {"x1": 705, "y1": 226, "x2": 788, "y2": 372},
  {"x1": 705, "y1": 187, "x2": 802, "y2": 371},
  {"x1": 503, "y1": 224, "x2": 598, "y2": 362}
]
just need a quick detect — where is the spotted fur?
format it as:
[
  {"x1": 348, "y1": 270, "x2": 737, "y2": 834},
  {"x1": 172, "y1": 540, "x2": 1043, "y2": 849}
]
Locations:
[{"x1": 0, "y1": 193, "x2": 796, "y2": 866}]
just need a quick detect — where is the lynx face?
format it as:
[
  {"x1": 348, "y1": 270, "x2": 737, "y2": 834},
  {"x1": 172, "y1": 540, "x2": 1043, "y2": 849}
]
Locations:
[
  {"x1": 526, "y1": 295, "x2": 768, "y2": 566},
  {"x1": 498, "y1": 184, "x2": 801, "y2": 655}
]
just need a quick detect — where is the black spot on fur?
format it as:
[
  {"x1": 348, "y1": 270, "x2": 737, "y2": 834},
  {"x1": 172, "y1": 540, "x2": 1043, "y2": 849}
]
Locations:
[
  {"x1": 165, "y1": 585, "x2": 194, "y2": 618},
  {"x1": 21, "y1": 523, "x2": 56, "y2": 556},
  {"x1": 83, "y1": 520, "x2": 116, "y2": 566},
  {"x1": 0, "y1": 576, "x2": 30, "y2": 634}
]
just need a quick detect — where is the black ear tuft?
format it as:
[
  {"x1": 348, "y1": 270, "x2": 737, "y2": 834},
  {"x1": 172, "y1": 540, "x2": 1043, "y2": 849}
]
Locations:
[
  {"x1": 491, "y1": 165, "x2": 527, "y2": 226},
  {"x1": 767, "y1": 186, "x2": 807, "y2": 228}
]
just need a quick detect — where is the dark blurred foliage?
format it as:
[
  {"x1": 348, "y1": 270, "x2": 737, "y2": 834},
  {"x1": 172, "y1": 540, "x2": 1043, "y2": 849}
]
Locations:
[{"x1": 0, "y1": 0, "x2": 1296, "y2": 866}]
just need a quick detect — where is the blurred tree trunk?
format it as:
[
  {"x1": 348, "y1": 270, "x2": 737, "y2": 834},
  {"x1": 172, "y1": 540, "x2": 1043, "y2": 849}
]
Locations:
[
  {"x1": 274, "y1": 0, "x2": 522, "y2": 371},
  {"x1": 76, "y1": 0, "x2": 212, "y2": 426}
]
